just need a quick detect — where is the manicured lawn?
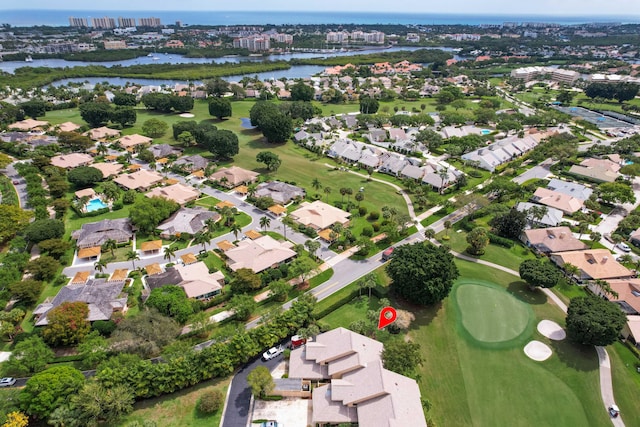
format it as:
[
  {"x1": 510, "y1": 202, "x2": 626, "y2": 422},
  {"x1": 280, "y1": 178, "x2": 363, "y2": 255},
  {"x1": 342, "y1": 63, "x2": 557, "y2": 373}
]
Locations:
[
  {"x1": 321, "y1": 294, "x2": 380, "y2": 329},
  {"x1": 609, "y1": 342, "x2": 640, "y2": 427},
  {"x1": 438, "y1": 228, "x2": 536, "y2": 271},
  {"x1": 119, "y1": 377, "x2": 230, "y2": 427},
  {"x1": 411, "y1": 260, "x2": 610, "y2": 427}
]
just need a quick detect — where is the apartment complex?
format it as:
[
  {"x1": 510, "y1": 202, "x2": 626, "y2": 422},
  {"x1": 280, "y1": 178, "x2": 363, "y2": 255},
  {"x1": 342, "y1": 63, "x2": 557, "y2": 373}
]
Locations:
[
  {"x1": 233, "y1": 35, "x2": 271, "y2": 51},
  {"x1": 326, "y1": 30, "x2": 385, "y2": 44},
  {"x1": 91, "y1": 16, "x2": 116, "y2": 30},
  {"x1": 68, "y1": 17, "x2": 88, "y2": 28}
]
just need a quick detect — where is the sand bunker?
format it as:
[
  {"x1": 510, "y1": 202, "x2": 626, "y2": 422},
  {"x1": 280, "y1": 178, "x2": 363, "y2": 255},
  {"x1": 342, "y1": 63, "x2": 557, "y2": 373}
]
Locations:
[
  {"x1": 537, "y1": 320, "x2": 566, "y2": 341},
  {"x1": 179, "y1": 113, "x2": 195, "y2": 118},
  {"x1": 524, "y1": 340, "x2": 553, "y2": 361}
]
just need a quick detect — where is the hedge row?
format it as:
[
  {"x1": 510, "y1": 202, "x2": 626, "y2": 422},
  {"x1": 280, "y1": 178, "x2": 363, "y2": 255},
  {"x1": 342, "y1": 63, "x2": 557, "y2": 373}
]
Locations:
[{"x1": 488, "y1": 232, "x2": 514, "y2": 248}]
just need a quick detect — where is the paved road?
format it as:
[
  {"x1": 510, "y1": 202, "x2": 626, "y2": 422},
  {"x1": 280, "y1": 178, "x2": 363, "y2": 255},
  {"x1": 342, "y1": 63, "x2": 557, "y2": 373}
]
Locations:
[
  {"x1": 221, "y1": 349, "x2": 286, "y2": 427},
  {"x1": 5, "y1": 162, "x2": 30, "y2": 209}
]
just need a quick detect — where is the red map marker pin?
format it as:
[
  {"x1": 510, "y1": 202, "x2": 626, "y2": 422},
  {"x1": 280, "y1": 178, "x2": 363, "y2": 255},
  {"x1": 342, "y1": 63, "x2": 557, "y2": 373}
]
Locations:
[{"x1": 378, "y1": 306, "x2": 397, "y2": 329}]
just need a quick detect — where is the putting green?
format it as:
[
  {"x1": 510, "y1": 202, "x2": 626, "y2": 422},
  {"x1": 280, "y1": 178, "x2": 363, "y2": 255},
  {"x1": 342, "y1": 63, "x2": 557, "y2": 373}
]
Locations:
[{"x1": 455, "y1": 282, "x2": 533, "y2": 345}]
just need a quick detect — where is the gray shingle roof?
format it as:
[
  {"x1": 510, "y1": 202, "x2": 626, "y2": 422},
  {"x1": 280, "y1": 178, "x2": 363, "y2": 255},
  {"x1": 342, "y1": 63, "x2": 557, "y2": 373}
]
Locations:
[{"x1": 72, "y1": 218, "x2": 134, "y2": 248}]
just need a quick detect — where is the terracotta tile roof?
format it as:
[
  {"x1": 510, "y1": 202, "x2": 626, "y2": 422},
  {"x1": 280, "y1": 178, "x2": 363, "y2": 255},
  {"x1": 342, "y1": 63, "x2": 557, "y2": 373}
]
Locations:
[
  {"x1": 217, "y1": 240, "x2": 236, "y2": 252},
  {"x1": 78, "y1": 246, "x2": 101, "y2": 259},
  {"x1": 110, "y1": 269, "x2": 129, "y2": 282},
  {"x1": 75, "y1": 188, "x2": 96, "y2": 199},
  {"x1": 245, "y1": 229, "x2": 262, "y2": 240},
  {"x1": 268, "y1": 204, "x2": 287, "y2": 215},
  {"x1": 216, "y1": 200, "x2": 235, "y2": 209},
  {"x1": 550, "y1": 249, "x2": 633, "y2": 280},
  {"x1": 140, "y1": 240, "x2": 162, "y2": 252},
  {"x1": 234, "y1": 185, "x2": 249, "y2": 194},
  {"x1": 128, "y1": 164, "x2": 141, "y2": 171},
  {"x1": 181, "y1": 253, "x2": 198, "y2": 265},
  {"x1": 318, "y1": 228, "x2": 338, "y2": 242},
  {"x1": 72, "y1": 271, "x2": 91, "y2": 284},
  {"x1": 145, "y1": 263, "x2": 163, "y2": 276}
]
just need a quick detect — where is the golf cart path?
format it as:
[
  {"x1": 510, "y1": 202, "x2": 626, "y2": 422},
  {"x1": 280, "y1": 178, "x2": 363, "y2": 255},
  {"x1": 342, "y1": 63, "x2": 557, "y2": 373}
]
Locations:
[{"x1": 446, "y1": 247, "x2": 624, "y2": 427}]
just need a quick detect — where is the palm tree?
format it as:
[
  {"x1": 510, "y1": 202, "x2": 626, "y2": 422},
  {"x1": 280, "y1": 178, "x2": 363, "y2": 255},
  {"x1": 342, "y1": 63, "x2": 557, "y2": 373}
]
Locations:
[
  {"x1": 589, "y1": 232, "x2": 602, "y2": 248},
  {"x1": 205, "y1": 217, "x2": 219, "y2": 233},
  {"x1": 102, "y1": 239, "x2": 117, "y2": 258},
  {"x1": 247, "y1": 183, "x2": 258, "y2": 198},
  {"x1": 324, "y1": 186, "x2": 332, "y2": 203},
  {"x1": 230, "y1": 223, "x2": 242, "y2": 241},
  {"x1": 220, "y1": 206, "x2": 234, "y2": 227},
  {"x1": 305, "y1": 239, "x2": 321, "y2": 259},
  {"x1": 438, "y1": 168, "x2": 449, "y2": 195},
  {"x1": 424, "y1": 228, "x2": 436, "y2": 241},
  {"x1": 194, "y1": 231, "x2": 211, "y2": 250},
  {"x1": 577, "y1": 222, "x2": 589, "y2": 240},
  {"x1": 594, "y1": 279, "x2": 619, "y2": 300},
  {"x1": 619, "y1": 254, "x2": 633, "y2": 264},
  {"x1": 443, "y1": 220, "x2": 452, "y2": 239},
  {"x1": 339, "y1": 187, "x2": 348, "y2": 203},
  {"x1": 562, "y1": 263, "x2": 580, "y2": 280},
  {"x1": 259, "y1": 216, "x2": 271, "y2": 232},
  {"x1": 94, "y1": 259, "x2": 107, "y2": 273},
  {"x1": 163, "y1": 245, "x2": 177, "y2": 262},
  {"x1": 126, "y1": 250, "x2": 140, "y2": 270},
  {"x1": 345, "y1": 188, "x2": 353, "y2": 205},
  {"x1": 355, "y1": 192, "x2": 364, "y2": 207},
  {"x1": 311, "y1": 178, "x2": 322, "y2": 193}
]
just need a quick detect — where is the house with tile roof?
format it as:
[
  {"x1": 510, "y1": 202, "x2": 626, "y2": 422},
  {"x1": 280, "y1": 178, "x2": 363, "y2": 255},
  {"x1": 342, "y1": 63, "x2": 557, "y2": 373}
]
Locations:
[
  {"x1": 85, "y1": 126, "x2": 121, "y2": 141},
  {"x1": 569, "y1": 158, "x2": 621, "y2": 183},
  {"x1": 157, "y1": 207, "x2": 220, "y2": 238},
  {"x1": 33, "y1": 278, "x2": 127, "y2": 326},
  {"x1": 546, "y1": 178, "x2": 593, "y2": 201},
  {"x1": 145, "y1": 261, "x2": 224, "y2": 300},
  {"x1": 550, "y1": 249, "x2": 633, "y2": 281},
  {"x1": 531, "y1": 187, "x2": 584, "y2": 215},
  {"x1": 72, "y1": 218, "x2": 134, "y2": 249},
  {"x1": 521, "y1": 227, "x2": 588, "y2": 254},
  {"x1": 290, "y1": 201, "x2": 351, "y2": 231},
  {"x1": 224, "y1": 235, "x2": 297, "y2": 273},
  {"x1": 118, "y1": 133, "x2": 152, "y2": 149},
  {"x1": 289, "y1": 328, "x2": 427, "y2": 427},
  {"x1": 146, "y1": 183, "x2": 200, "y2": 205},
  {"x1": 51, "y1": 153, "x2": 94, "y2": 169},
  {"x1": 114, "y1": 169, "x2": 164, "y2": 191},
  {"x1": 209, "y1": 166, "x2": 259, "y2": 188},
  {"x1": 173, "y1": 154, "x2": 209, "y2": 172},
  {"x1": 254, "y1": 181, "x2": 305, "y2": 205}
]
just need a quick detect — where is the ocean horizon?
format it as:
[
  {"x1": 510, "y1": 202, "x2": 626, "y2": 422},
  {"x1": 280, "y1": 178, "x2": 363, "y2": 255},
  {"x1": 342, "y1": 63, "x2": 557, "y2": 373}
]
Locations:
[{"x1": 2, "y1": 9, "x2": 639, "y2": 27}]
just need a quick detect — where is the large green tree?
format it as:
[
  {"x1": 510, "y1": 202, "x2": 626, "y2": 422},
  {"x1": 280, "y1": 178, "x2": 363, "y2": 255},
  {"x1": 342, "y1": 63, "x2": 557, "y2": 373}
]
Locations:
[
  {"x1": 260, "y1": 110, "x2": 293, "y2": 143},
  {"x1": 9, "y1": 279, "x2": 44, "y2": 305},
  {"x1": 566, "y1": 295, "x2": 626, "y2": 346},
  {"x1": 519, "y1": 259, "x2": 561, "y2": 290},
  {"x1": 42, "y1": 302, "x2": 91, "y2": 347},
  {"x1": 23, "y1": 219, "x2": 65, "y2": 243},
  {"x1": 4, "y1": 336, "x2": 54, "y2": 376},
  {"x1": 386, "y1": 242, "x2": 459, "y2": 305},
  {"x1": 246, "y1": 366, "x2": 274, "y2": 398},
  {"x1": 256, "y1": 151, "x2": 281, "y2": 172},
  {"x1": 381, "y1": 340, "x2": 423, "y2": 379},
  {"x1": 208, "y1": 97, "x2": 232, "y2": 120},
  {"x1": 597, "y1": 182, "x2": 636, "y2": 205},
  {"x1": 466, "y1": 227, "x2": 490, "y2": 255},
  {"x1": 19, "y1": 366, "x2": 85, "y2": 419},
  {"x1": 359, "y1": 97, "x2": 379, "y2": 114},
  {"x1": 0, "y1": 205, "x2": 32, "y2": 243},
  {"x1": 200, "y1": 129, "x2": 239, "y2": 159},
  {"x1": 19, "y1": 99, "x2": 47, "y2": 118},
  {"x1": 145, "y1": 285, "x2": 194, "y2": 324},
  {"x1": 79, "y1": 102, "x2": 112, "y2": 127},
  {"x1": 141, "y1": 118, "x2": 169, "y2": 138},
  {"x1": 230, "y1": 268, "x2": 262, "y2": 294},
  {"x1": 110, "y1": 106, "x2": 137, "y2": 127},
  {"x1": 26, "y1": 255, "x2": 60, "y2": 281},
  {"x1": 58, "y1": 131, "x2": 94, "y2": 151},
  {"x1": 67, "y1": 166, "x2": 103, "y2": 189},
  {"x1": 490, "y1": 208, "x2": 528, "y2": 238},
  {"x1": 290, "y1": 81, "x2": 314, "y2": 102},
  {"x1": 109, "y1": 309, "x2": 180, "y2": 358},
  {"x1": 128, "y1": 197, "x2": 179, "y2": 234},
  {"x1": 230, "y1": 294, "x2": 257, "y2": 321}
]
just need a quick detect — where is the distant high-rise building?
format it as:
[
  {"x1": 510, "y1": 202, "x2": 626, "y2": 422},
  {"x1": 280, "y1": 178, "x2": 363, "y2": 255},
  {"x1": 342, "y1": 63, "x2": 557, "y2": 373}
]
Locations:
[
  {"x1": 68, "y1": 17, "x2": 88, "y2": 28},
  {"x1": 91, "y1": 16, "x2": 116, "y2": 29},
  {"x1": 118, "y1": 17, "x2": 136, "y2": 28},
  {"x1": 139, "y1": 17, "x2": 162, "y2": 27},
  {"x1": 176, "y1": 20, "x2": 183, "y2": 28}
]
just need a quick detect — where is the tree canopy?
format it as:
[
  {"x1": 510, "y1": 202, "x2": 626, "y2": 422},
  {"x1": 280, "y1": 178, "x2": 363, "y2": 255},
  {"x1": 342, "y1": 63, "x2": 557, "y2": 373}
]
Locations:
[
  {"x1": 109, "y1": 309, "x2": 180, "y2": 358},
  {"x1": 381, "y1": 340, "x2": 423, "y2": 379},
  {"x1": 42, "y1": 302, "x2": 91, "y2": 347},
  {"x1": 0, "y1": 205, "x2": 32, "y2": 244},
  {"x1": 290, "y1": 81, "x2": 314, "y2": 102},
  {"x1": 566, "y1": 295, "x2": 626, "y2": 346},
  {"x1": 386, "y1": 242, "x2": 459, "y2": 305},
  {"x1": 519, "y1": 259, "x2": 561, "y2": 290},
  {"x1": 208, "y1": 97, "x2": 232, "y2": 120},
  {"x1": 256, "y1": 151, "x2": 282, "y2": 172},
  {"x1": 67, "y1": 166, "x2": 103, "y2": 189},
  {"x1": 4, "y1": 336, "x2": 53, "y2": 376},
  {"x1": 145, "y1": 285, "x2": 194, "y2": 324},
  {"x1": 129, "y1": 197, "x2": 179, "y2": 234},
  {"x1": 199, "y1": 129, "x2": 239, "y2": 159},
  {"x1": 19, "y1": 365, "x2": 85, "y2": 419},
  {"x1": 141, "y1": 118, "x2": 169, "y2": 138},
  {"x1": 23, "y1": 219, "x2": 65, "y2": 243},
  {"x1": 79, "y1": 102, "x2": 112, "y2": 127},
  {"x1": 246, "y1": 366, "x2": 275, "y2": 398}
]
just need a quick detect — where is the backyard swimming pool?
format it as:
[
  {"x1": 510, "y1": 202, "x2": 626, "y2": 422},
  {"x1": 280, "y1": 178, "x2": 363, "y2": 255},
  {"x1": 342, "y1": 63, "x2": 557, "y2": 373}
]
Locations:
[
  {"x1": 86, "y1": 198, "x2": 108, "y2": 212},
  {"x1": 481, "y1": 129, "x2": 491, "y2": 135}
]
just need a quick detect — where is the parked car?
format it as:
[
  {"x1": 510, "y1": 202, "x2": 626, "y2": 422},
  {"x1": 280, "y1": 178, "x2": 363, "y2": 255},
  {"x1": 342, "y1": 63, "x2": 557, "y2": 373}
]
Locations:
[
  {"x1": 291, "y1": 335, "x2": 307, "y2": 349},
  {"x1": 260, "y1": 421, "x2": 280, "y2": 427},
  {"x1": 262, "y1": 345, "x2": 284, "y2": 361},
  {"x1": 609, "y1": 405, "x2": 620, "y2": 418},
  {"x1": 617, "y1": 243, "x2": 631, "y2": 252},
  {"x1": 0, "y1": 377, "x2": 16, "y2": 387},
  {"x1": 381, "y1": 247, "x2": 395, "y2": 261}
]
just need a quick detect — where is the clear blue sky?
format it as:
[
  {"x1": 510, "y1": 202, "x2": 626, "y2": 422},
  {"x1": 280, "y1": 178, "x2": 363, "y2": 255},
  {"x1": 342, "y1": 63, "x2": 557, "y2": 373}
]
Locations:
[{"x1": 2, "y1": 0, "x2": 637, "y2": 16}]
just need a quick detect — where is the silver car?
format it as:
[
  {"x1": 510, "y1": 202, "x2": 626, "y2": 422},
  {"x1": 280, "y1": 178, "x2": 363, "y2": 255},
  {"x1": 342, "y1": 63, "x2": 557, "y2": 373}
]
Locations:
[
  {"x1": 0, "y1": 377, "x2": 16, "y2": 387},
  {"x1": 262, "y1": 345, "x2": 284, "y2": 361}
]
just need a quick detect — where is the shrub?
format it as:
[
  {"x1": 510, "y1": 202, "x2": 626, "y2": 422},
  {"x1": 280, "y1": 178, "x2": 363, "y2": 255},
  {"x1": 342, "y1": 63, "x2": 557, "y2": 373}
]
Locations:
[
  {"x1": 361, "y1": 226, "x2": 374, "y2": 237},
  {"x1": 92, "y1": 320, "x2": 117, "y2": 337},
  {"x1": 112, "y1": 200, "x2": 124, "y2": 211},
  {"x1": 488, "y1": 233, "x2": 514, "y2": 248},
  {"x1": 367, "y1": 211, "x2": 380, "y2": 221},
  {"x1": 198, "y1": 390, "x2": 224, "y2": 414},
  {"x1": 358, "y1": 206, "x2": 368, "y2": 216},
  {"x1": 372, "y1": 222, "x2": 381, "y2": 232}
]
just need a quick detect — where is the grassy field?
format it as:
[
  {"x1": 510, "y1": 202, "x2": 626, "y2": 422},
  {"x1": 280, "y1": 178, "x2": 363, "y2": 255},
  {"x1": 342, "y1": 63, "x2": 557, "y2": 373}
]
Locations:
[
  {"x1": 313, "y1": 258, "x2": 612, "y2": 426},
  {"x1": 412, "y1": 260, "x2": 610, "y2": 427},
  {"x1": 609, "y1": 342, "x2": 640, "y2": 427},
  {"x1": 119, "y1": 377, "x2": 230, "y2": 427},
  {"x1": 438, "y1": 227, "x2": 536, "y2": 272}
]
